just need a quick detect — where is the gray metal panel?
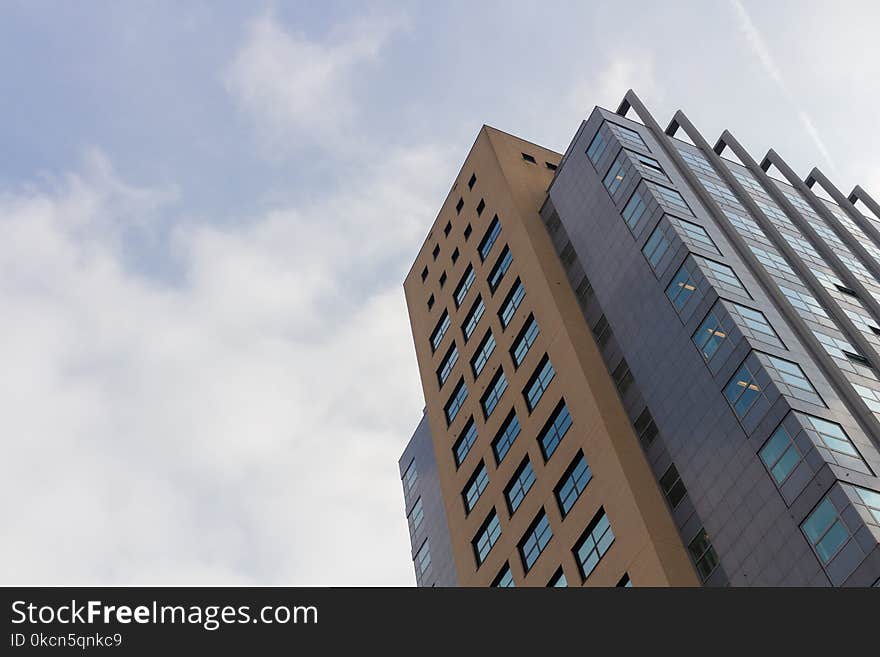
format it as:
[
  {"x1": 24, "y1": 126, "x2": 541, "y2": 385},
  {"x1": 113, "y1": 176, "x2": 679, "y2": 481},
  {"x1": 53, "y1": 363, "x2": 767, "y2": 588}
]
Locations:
[{"x1": 399, "y1": 413, "x2": 458, "y2": 586}]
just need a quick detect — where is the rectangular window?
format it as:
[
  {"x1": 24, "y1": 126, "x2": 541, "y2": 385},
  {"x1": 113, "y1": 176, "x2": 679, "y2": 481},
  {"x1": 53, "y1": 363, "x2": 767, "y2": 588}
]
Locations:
[
  {"x1": 407, "y1": 497, "x2": 424, "y2": 538},
  {"x1": 759, "y1": 423, "x2": 802, "y2": 485},
  {"x1": 519, "y1": 509, "x2": 553, "y2": 572},
  {"x1": 453, "y1": 418, "x2": 478, "y2": 468},
  {"x1": 673, "y1": 217, "x2": 720, "y2": 254},
  {"x1": 798, "y1": 413, "x2": 863, "y2": 460},
  {"x1": 415, "y1": 539, "x2": 431, "y2": 576},
  {"x1": 592, "y1": 314, "x2": 611, "y2": 349},
  {"x1": 688, "y1": 528, "x2": 719, "y2": 581},
  {"x1": 445, "y1": 378, "x2": 468, "y2": 425},
  {"x1": 622, "y1": 189, "x2": 648, "y2": 232},
  {"x1": 473, "y1": 510, "x2": 502, "y2": 566},
  {"x1": 470, "y1": 330, "x2": 496, "y2": 377},
  {"x1": 468, "y1": 173, "x2": 476, "y2": 190},
  {"x1": 766, "y1": 355, "x2": 821, "y2": 402},
  {"x1": 665, "y1": 264, "x2": 698, "y2": 310},
  {"x1": 728, "y1": 302, "x2": 783, "y2": 348},
  {"x1": 586, "y1": 130, "x2": 607, "y2": 164},
  {"x1": 697, "y1": 256, "x2": 749, "y2": 297},
  {"x1": 603, "y1": 155, "x2": 627, "y2": 196},
  {"x1": 522, "y1": 152, "x2": 536, "y2": 163},
  {"x1": 402, "y1": 459, "x2": 417, "y2": 492},
  {"x1": 481, "y1": 369, "x2": 508, "y2": 419},
  {"x1": 488, "y1": 245, "x2": 513, "y2": 293},
  {"x1": 437, "y1": 342, "x2": 459, "y2": 386},
  {"x1": 478, "y1": 216, "x2": 501, "y2": 261},
  {"x1": 659, "y1": 463, "x2": 687, "y2": 508},
  {"x1": 723, "y1": 361, "x2": 763, "y2": 419},
  {"x1": 492, "y1": 411, "x2": 521, "y2": 464},
  {"x1": 634, "y1": 407, "x2": 658, "y2": 446},
  {"x1": 555, "y1": 450, "x2": 593, "y2": 517},
  {"x1": 505, "y1": 458, "x2": 536, "y2": 514},
  {"x1": 610, "y1": 123, "x2": 648, "y2": 150},
  {"x1": 462, "y1": 296, "x2": 485, "y2": 342},
  {"x1": 855, "y1": 487, "x2": 880, "y2": 523},
  {"x1": 612, "y1": 358, "x2": 634, "y2": 396},
  {"x1": 454, "y1": 264, "x2": 475, "y2": 308},
  {"x1": 455, "y1": 198, "x2": 464, "y2": 214},
  {"x1": 647, "y1": 182, "x2": 693, "y2": 216},
  {"x1": 524, "y1": 355, "x2": 555, "y2": 411},
  {"x1": 574, "y1": 508, "x2": 615, "y2": 580},
  {"x1": 575, "y1": 276, "x2": 593, "y2": 307},
  {"x1": 430, "y1": 311, "x2": 451, "y2": 352},
  {"x1": 633, "y1": 152, "x2": 669, "y2": 180},
  {"x1": 548, "y1": 569, "x2": 567, "y2": 587},
  {"x1": 499, "y1": 279, "x2": 525, "y2": 328},
  {"x1": 476, "y1": 198, "x2": 485, "y2": 215},
  {"x1": 642, "y1": 223, "x2": 672, "y2": 270},
  {"x1": 693, "y1": 308, "x2": 726, "y2": 362},
  {"x1": 511, "y1": 315, "x2": 540, "y2": 368},
  {"x1": 491, "y1": 563, "x2": 514, "y2": 587},
  {"x1": 802, "y1": 497, "x2": 850, "y2": 564},
  {"x1": 539, "y1": 401, "x2": 573, "y2": 460},
  {"x1": 463, "y1": 461, "x2": 489, "y2": 514}
]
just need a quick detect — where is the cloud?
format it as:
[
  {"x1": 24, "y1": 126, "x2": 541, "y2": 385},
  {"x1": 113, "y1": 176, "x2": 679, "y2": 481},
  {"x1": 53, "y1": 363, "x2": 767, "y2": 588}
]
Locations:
[
  {"x1": 559, "y1": 49, "x2": 663, "y2": 135},
  {"x1": 729, "y1": 0, "x2": 837, "y2": 173},
  {"x1": 0, "y1": 139, "x2": 454, "y2": 585},
  {"x1": 223, "y1": 11, "x2": 405, "y2": 153}
]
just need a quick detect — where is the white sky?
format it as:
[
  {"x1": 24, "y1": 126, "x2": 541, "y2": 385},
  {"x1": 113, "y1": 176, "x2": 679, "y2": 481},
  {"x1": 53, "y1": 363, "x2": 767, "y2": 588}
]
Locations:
[{"x1": 1, "y1": 1, "x2": 878, "y2": 585}]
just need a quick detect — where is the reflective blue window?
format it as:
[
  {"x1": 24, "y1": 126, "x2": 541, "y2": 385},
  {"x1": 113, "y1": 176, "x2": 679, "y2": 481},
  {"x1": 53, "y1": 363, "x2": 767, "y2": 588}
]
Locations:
[
  {"x1": 470, "y1": 331, "x2": 496, "y2": 377},
  {"x1": 505, "y1": 458, "x2": 536, "y2": 514},
  {"x1": 603, "y1": 155, "x2": 627, "y2": 195},
  {"x1": 473, "y1": 510, "x2": 502, "y2": 566},
  {"x1": 539, "y1": 401, "x2": 572, "y2": 460},
  {"x1": 444, "y1": 378, "x2": 468, "y2": 425},
  {"x1": 478, "y1": 216, "x2": 502, "y2": 261},
  {"x1": 519, "y1": 510, "x2": 553, "y2": 572},
  {"x1": 802, "y1": 497, "x2": 850, "y2": 564},
  {"x1": 462, "y1": 296, "x2": 485, "y2": 342},
  {"x1": 481, "y1": 369, "x2": 508, "y2": 419},
  {"x1": 693, "y1": 309, "x2": 726, "y2": 361},
  {"x1": 574, "y1": 509, "x2": 614, "y2": 580},
  {"x1": 453, "y1": 418, "x2": 478, "y2": 467},
  {"x1": 463, "y1": 462, "x2": 489, "y2": 513},
  {"x1": 622, "y1": 189, "x2": 648, "y2": 232},
  {"x1": 511, "y1": 315, "x2": 540, "y2": 367},
  {"x1": 430, "y1": 311, "x2": 450, "y2": 352},
  {"x1": 488, "y1": 246, "x2": 513, "y2": 293},
  {"x1": 454, "y1": 264, "x2": 476, "y2": 308},
  {"x1": 586, "y1": 130, "x2": 607, "y2": 164},
  {"x1": 759, "y1": 423, "x2": 802, "y2": 485},
  {"x1": 437, "y1": 342, "x2": 459, "y2": 386},
  {"x1": 555, "y1": 451, "x2": 592, "y2": 517},
  {"x1": 492, "y1": 411, "x2": 521, "y2": 463},
  {"x1": 499, "y1": 279, "x2": 525, "y2": 328},
  {"x1": 524, "y1": 355, "x2": 555, "y2": 411},
  {"x1": 492, "y1": 563, "x2": 515, "y2": 587}
]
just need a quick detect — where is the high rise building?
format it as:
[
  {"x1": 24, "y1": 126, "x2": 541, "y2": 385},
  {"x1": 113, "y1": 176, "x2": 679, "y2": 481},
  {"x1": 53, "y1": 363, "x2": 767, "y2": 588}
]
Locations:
[{"x1": 398, "y1": 92, "x2": 880, "y2": 587}]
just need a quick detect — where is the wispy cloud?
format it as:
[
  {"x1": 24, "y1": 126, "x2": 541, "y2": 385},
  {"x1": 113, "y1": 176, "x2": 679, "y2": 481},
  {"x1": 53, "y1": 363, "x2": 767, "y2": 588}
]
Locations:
[
  {"x1": 223, "y1": 11, "x2": 406, "y2": 154},
  {"x1": 729, "y1": 0, "x2": 837, "y2": 174}
]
